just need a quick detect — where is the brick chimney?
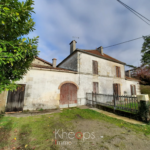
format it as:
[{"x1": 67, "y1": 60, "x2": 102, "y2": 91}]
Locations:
[
  {"x1": 52, "y1": 58, "x2": 57, "y2": 68},
  {"x1": 70, "y1": 40, "x2": 77, "y2": 54},
  {"x1": 97, "y1": 46, "x2": 104, "y2": 55},
  {"x1": 126, "y1": 70, "x2": 131, "y2": 77}
]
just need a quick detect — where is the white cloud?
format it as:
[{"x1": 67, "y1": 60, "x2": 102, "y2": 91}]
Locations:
[{"x1": 26, "y1": 0, "x2": 150, "y2": 67}]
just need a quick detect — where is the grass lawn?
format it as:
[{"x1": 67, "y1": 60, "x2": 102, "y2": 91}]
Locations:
[
  {"x1": 101, "y1": 102, "x2": 139, "y2": 113},
  {"x1": 140, "y1": 85, "x2": 150, "y2": 98},
  {"x1": 0, "y1": 108, "x2": 150, "y2": 150}
]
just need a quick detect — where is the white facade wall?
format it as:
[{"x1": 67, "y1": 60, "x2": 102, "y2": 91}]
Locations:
[
  {"x1": 78, "y1": 52, "x2": 125, "y2": 78},
  {"x1": 59, "y1": 53, "x2": 78, "y2": 72},
  {"x1": 0, "y1": 50, "x2": 141, "y2": 111},
  {"x1": 125, "y1": 80, "x2": 141, "y2": 95},
  {"x1": 78, "y1": 74, "x2": 140, "y2": 97},
  {"x1": 15, "y1": 68, "x2": 78, "y2": 110}
]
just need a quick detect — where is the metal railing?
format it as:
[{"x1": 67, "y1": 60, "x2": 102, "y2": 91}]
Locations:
[{"x1": 86, "y1": 93, "x2": 139, "y2": 113}]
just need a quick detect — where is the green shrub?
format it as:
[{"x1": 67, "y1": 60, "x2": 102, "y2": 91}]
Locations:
[{"x1": 140, "y1": 85, "x2": 150, "y2": 98}]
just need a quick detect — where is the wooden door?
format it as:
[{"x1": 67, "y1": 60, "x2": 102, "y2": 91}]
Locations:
[
  {"x1": 93, "y1": 82, "x2": 99, "y2": 93},
  {"x1": 113, "y1": 84, "x2": 121, "y2": 96},
  {"x1": 60, "y1": 83, "x2": 77, "y2": 108},
  {"x1": 6, "y1": 84, "x2": 26, "y2": 112}
]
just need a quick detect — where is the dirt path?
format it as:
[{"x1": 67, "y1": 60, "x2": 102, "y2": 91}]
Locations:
[
  {"x1": 57, "y1": 118, "x2": 150, "y2": 150},
  {"x1": 90, "y1": 108, "x2": 146, "y2": 125},
  {"x1": 1, "y1": 107, "x2": 150, "y2": 150}
]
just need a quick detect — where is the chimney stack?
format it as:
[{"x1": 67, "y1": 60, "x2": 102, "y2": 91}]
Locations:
[
  {"x1": 126, "y1": 70, "x2": 131, "y2": 77},
  {"x1": 70, "y1": 40, "x2": 77, "y2": 54},
  {"x1": 97, "y1": 46, "x2": 104, "y2": 55},
  {"x1": 52, "y1": 58, "x2": 57, "y2": 68}
]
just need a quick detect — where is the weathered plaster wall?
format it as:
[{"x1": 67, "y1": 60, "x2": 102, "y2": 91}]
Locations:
[
  {"x1": 78, "y1": 52, "x2": 125, "y2": 78},
  {"x1": 0, "y1": 91, "x2": 7, "y2": 112},
  {"x1": 16, "y1": 68, "x2": 78, "y2": 110},
  {"x1": 32, "y1": 58, "x2": 51, "y2": 66},
  {"x1": 77, "y1": 74, "x2": 141, "y2": 105},
  {"x1": 0, "y1": 51, "x2": 141, "y2": 111},
  {"x1": 59, "y1": 53, "x2": 78, "y2": 71},
  {"x1": 125, "y1": 80, "x2": 141, "y2": 95}
]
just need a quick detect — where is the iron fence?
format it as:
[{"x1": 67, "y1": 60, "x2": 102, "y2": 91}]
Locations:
[{"x1": 86, "y1": 93, "x2": 139, "y2": 113}]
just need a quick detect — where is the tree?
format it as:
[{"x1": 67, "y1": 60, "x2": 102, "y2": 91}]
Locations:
[
  {"x1": 132, "y1": 65, "x2": 150, "y2": 85},
  {"x1": 141, "y1": 36, "x2": 150, "y2": 65},
  {"x1": 0, "y1": 0, "x2": 39, "y2": 93},
  {"x1": 125, "y1": 36, "x2": 150, "y2": 84}
]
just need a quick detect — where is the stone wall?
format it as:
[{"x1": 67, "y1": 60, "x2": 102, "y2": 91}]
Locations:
[{"x1": 16, "y1": 68, "x2": 78, "y2": 111}]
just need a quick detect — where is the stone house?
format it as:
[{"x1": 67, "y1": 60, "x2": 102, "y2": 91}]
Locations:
[{"x1": 0, "y1": 40, "x2": 141, "y2": 112}]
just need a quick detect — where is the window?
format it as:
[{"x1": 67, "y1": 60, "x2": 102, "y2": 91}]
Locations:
[
  {"x1": 113, "y1": 83, "x2": 121, "y2": 96},
  {"x1": 116, "y1": 66, "x2": 121, "y2": 77},
  {"x1": 130, "y1": 85, "x2": 136, "y2": 95},
  {"x1": 93, "y1": 60, "x2": 98, "y2": 74},
  {"x1": 93, "y1": 82, "x2": 99, "y2": 93}
]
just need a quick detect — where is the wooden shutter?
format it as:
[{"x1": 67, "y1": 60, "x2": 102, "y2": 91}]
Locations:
[
  {"x1": 134, "y1": 85, "x2": 136, "y2": 95},
  {"x1": 116, "y1": 66, "x2": 121, "y2": 77},
  {"x1": 119, "y1": 67, "x2": 121, "y2": 77},
  {"x1": 113, "y1": 84, "x2": 115, "y2": 95},
  {"x1": 93, "y1": 82, "x2": 99, "y2": 93},
  {"x1": 96, "y1": 82, "x2": 99, "y2": 93},
  {"x1": 113, "y1": 84, "x2": 121, "y2": 96},
  {"x1": 130, "y1": 85, "x2": 133, "y2": 95},
  {"x1": 92, "y1": 61, "x2": 95, "y2": 74},
  {"x1": 118, "y1": 84, "x2": 121, "y2": 96},
  {"x1": 95, "y1": 61, "x2": 98, "y2": 74},
  {"x1": 113, "y1": 84, "x2": 117, "y2": 95},
  {"x1": 116, "y1": 67, "x2": 118, "y2": 77},
  {"x1": 93, "y1": 61, "x2": 98, "y2": 74},
  {"x1": 93, "y1": 82, "x2": 96, "y2": 93}
]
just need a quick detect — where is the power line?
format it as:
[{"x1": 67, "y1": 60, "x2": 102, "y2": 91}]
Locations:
[
  {"x1": 103, "y1": 34, "x2": 150, "y2": 49},
  {"x1": 117, "y1": 0, "x2": 150, "y2": 26},
  {"x1": 117, "y1": 0, "x2": 150, "y2": 22}
]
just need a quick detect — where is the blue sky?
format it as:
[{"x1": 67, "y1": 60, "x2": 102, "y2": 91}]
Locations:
[{"x1": 20, "y1": 0, "x2": 150, "y2": 70}]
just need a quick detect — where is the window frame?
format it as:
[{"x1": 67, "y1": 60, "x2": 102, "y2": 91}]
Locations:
[
  {"x1": 116, "y1": 66, "x2": 121, "y2": 78},
  {"x1": 92, "y1": 60, "x2": 98, "y2": 75}
]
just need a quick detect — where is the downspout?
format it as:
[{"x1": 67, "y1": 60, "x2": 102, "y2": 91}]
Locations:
[
  {"x1": 78, "y1": 52, "x2": 82, "y2": 85},
  {"x1": 78, "y1": 52, "x2": 82, "y2": 105}
]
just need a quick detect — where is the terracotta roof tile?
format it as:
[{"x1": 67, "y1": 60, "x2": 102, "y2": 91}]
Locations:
[
  {"x1": 36, "y1": 57, "x2": 52, "y2": 66},
  {"x1": 82, "y1": 50, "x2": 125, "y2": 64},
  {"x1": 125, "y1": 76, "x2": 140, "y2": 81}
]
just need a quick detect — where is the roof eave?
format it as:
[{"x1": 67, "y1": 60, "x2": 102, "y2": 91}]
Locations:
[
  {"x1": 57, "y1": 49, "x2": 126, "y2": 67},
  {"x1": 78, "y1": 49, "x2": 126, "y2": 65}
]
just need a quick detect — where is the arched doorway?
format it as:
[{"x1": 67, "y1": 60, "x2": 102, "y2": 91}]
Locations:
[{"x1": 60, "y1": 83, "x2": 77, "y2": 108}]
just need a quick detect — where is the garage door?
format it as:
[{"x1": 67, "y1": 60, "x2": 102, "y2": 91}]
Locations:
[{"x1": 60, "y1": 83, "x2": 77, "y2": 108}]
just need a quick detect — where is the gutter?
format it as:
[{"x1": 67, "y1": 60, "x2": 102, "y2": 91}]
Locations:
[{"x1": 30, "y1": 67, "x2": 78, "y2": 74}]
